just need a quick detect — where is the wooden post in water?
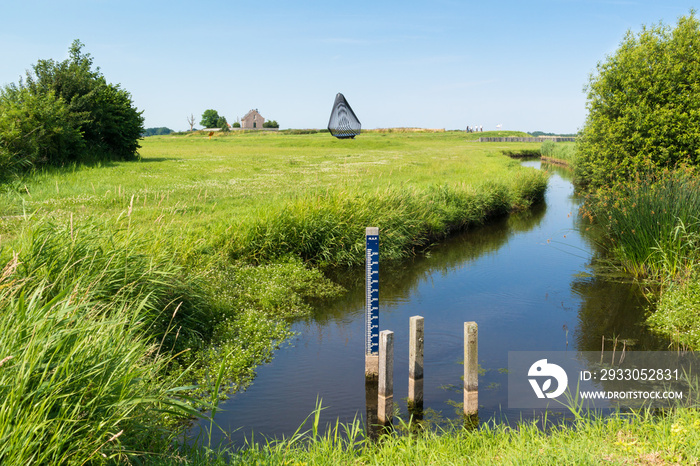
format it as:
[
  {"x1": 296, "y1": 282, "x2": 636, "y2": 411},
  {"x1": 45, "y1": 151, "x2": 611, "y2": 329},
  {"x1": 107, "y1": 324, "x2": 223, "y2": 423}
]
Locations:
[
  {"x1": 408, "y1": 316, "x2": 424, "y2": 417},
  {"x1": 365, "y1": 227, "x2": 380, "y2": 379},
  {"x1": 378, "y1": 330, "x2": 394, "y2": 425},
  {"x1": 464, "y1": 322, "x2": 478, "y2": 416}
]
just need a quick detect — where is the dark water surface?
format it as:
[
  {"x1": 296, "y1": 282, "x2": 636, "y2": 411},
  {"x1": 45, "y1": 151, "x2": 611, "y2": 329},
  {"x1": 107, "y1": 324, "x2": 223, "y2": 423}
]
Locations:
[{"x1": 199, "y1": 161, "x2": 663, "y2": 447}]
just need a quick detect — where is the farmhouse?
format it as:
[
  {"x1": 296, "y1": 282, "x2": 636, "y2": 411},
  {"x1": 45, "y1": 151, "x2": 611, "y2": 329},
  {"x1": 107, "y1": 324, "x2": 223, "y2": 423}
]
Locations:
[{"x1": 241, "y1": 109, "x2": 264, "y2": 129}]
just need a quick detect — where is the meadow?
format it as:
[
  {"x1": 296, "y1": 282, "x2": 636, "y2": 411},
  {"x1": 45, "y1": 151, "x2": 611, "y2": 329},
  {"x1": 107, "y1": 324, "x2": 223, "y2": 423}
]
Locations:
[{"x1": 0, "y1": 130, "x2": 549, "y2": 462}]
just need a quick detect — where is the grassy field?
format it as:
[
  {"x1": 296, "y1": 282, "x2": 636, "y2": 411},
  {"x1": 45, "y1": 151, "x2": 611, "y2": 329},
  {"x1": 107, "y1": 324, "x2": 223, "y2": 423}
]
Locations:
[{"x1": 0, "y1": 130, "x2": 551, "y2": 462}]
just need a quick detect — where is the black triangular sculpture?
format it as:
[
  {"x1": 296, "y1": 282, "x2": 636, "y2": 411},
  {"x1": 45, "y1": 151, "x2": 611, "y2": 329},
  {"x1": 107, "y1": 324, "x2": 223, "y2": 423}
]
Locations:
[{"x1": 328, "y1": 93, "x2": 361, "y2": 139}]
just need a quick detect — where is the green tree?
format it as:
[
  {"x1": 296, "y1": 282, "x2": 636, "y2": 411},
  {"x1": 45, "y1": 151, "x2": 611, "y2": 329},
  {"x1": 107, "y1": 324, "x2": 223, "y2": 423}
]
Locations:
[
  {"x1": 24, "y1": 40, "x2": 144, "y2": 161},
  {"x1": 200, "y1": 109, "x2": 220, "y2": 128},
  {"x1": 0, "y1": 40, "x2": 143, "y2": 176},
  {"x1": 576, "y1": 12, "x2": 700, "y2": 187},
  {"x1": 263, "y1": 120, "x2": 279, "y2": 128},
  {"x1": 216, "y1": 116, "x2": 229, "y2": 131}
]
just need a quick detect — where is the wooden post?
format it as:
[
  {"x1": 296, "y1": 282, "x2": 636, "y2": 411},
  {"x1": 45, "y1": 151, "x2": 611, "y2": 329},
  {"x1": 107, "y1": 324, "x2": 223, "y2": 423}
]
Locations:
[
  {"x1": 365, "y1": 227, "x2": 380, "y2": 379},
  {"x1": 378, "y1": 330, "x2": 394, "y2": 425},
  {"x1": 408, "y1": 316, "x2": 424, "y2": 416},
  {"x1": 464, "y1": 322, "x2": 478, "y2": 416}
]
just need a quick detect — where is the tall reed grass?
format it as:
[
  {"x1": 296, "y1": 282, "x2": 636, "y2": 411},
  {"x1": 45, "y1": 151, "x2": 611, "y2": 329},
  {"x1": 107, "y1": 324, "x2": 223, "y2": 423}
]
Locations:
[
  {"x1": 540, "y1": 140, "x2": 577, "y2": 166},
  {"x1": 227, "y1": 173, "x2": 547, "y2": 267},
  {"x1": 582, "y1": 166, "x2": 700, "y2": 282},
  {"x1": 0, "y1": 278, "x2": 201, "y2": 464},
  {"x1": 0, "y1": 216, "x2": 304, "y2": 462}
]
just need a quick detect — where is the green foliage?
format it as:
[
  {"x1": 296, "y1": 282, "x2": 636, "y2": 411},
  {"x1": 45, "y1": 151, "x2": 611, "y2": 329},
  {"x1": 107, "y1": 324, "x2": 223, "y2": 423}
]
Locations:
[
  {"x1": 501, "y1": 148, "x2": 541, "y2": 158},
  {"x1": 232, "y1": 121, "x2": 241, "y2": 128},
  {"x1": 581, "y1": 166, "x2": 700, "y2": 282},
  {"x1": 649, "y1": 279, "x2": 700, "y2": 349},
  {"x1": 0, "y1": 86, "x2": 83, "y2": 179},
  {"x1": 0, "y1": 40, "x2": 143, "y2": 177},
  {"x1": 540, "y1": 141, "x2": 578, "y2": 165},
  {"x1": 531, "y1": 131, "x2": 577, "y2": 137},
  {"x1": 0, "y1": 282, "x2": 193, "y2": 464},
  {"x1": 200, "y1": 109, "x2": 220, "y2": 128},
  {"x1": 227, "y1": 173, "x2": 547, "y2": 267},
  {"x1": 263, "y1": 119, "x2": 279, "y2": 128},
  {"x1": 577, "y1": 12, "x2": 700, "y2": 187},
  {"x1": 216, "y1": 116, "x2": 229, "y2": 132},
  {"x1": 143, "y1": 127, "x2": 174, "y2": 137},
  {"x1": 169, "y1": 404, "x2": 700, "y2": 465}
]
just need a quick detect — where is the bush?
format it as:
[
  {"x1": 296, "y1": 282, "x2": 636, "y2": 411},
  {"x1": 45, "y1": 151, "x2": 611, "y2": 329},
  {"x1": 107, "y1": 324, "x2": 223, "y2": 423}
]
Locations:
[
  {"x1": 0, "y1": 87, "x2": 83, "y2": 178},
  {"x1": 0, "y1": 40, "x2": 144, "y2": 176},
  {"x1": 576, "y1": 13, "x2": 700, "y2": 187}
]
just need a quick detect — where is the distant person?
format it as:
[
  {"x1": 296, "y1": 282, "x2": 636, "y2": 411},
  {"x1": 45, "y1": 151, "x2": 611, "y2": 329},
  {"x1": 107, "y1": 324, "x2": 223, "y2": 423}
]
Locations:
[{"x1": 480, "y1": 125, "x2": 483, "y2": 132}]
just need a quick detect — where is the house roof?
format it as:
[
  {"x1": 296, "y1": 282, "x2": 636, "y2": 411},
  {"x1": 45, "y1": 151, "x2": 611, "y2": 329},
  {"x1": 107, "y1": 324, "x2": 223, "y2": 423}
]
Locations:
[{"x1": 242, "y1": 109, "x2": 263, "y2": 119}]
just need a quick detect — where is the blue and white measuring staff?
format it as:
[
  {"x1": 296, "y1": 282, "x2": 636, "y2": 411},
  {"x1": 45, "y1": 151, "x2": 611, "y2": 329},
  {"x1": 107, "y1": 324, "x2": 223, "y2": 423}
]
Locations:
[{"x1": 365, "y1": 227, "x2": 379, "y2": 356}]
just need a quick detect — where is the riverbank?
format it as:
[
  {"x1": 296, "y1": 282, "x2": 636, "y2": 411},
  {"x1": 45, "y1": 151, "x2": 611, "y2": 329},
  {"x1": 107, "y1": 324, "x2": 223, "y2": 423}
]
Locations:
[
  {"x1": 0, "y1": 131, "x2": 548, "y2": 462},
  {"x1": 178, "y1": 405, "x2": 700, "y2": 465}
]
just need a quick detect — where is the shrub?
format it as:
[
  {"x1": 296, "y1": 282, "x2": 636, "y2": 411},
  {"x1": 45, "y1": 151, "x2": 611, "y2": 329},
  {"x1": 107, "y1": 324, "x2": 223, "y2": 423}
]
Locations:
[
  {"x1": 0, "y1": 40, "x2": 144, "y2": 176},
  {"x1": 0, "y1": 87, "x2": 83, "y2": 178},
  {"x1": 576, "y1": 13, "x2": 700, "y2": 187}
]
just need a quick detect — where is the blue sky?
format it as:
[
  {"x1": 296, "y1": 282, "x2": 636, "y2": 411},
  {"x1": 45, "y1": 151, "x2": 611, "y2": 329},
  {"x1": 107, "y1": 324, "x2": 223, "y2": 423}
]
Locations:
[{"x1": 2, "y1": 1, "x2": 698, "y2": 133}]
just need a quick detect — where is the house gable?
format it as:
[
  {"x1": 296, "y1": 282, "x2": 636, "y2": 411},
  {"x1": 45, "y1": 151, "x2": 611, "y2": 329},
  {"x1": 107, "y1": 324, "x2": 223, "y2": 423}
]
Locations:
[{"x1": 241, "y1": 109, "x2": 265, "y2": 129}]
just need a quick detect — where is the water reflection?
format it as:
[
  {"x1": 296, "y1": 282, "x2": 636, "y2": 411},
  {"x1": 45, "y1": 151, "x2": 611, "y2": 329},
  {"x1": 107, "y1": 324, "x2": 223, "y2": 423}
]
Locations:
[{"x1": 201, "y1": 160, "x2": 664, "y2": 447}]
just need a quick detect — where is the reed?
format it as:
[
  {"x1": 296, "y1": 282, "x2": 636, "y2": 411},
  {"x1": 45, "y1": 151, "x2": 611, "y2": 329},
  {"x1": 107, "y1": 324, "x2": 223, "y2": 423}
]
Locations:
[
  {"x1": 540, "y1": 140, "x2": 577, "y2": 166},
  {"x1": 0, "y1": 280, "x2": 202, "y2": 464},
  {"x1": 582, "y1": 166, "x2": 700, "y2": 282},
  {"x1": 227, "y1": 174, "x2": 547, "y2": 267}
]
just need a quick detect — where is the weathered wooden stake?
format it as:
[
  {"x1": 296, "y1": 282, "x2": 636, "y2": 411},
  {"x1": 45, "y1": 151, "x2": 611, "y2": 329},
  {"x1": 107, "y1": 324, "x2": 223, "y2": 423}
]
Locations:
[
  {"x1": 378, "y1": 330, "x2": 394, "y2": 425},
  {"x1": 464, "y1": 322, "x2": 478, "y2": 416},
  {"x1": 408, "y1": 316, "x2": 424, "y2": 415}
]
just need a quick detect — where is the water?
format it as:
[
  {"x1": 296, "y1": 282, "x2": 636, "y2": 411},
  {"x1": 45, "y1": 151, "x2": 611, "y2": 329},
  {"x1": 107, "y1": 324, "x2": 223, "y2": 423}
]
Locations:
[{"x1": 200, "y1": 161, "x2": 663, "y2": 447}]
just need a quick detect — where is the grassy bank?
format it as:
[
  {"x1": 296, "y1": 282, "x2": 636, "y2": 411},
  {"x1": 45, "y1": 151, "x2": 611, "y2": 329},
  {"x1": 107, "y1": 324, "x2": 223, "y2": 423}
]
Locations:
[
  {"x1": 540, "y1": 140, "x2": 577, "y2": 166},
  {"x1": 581, "y1": 166, "x2": 700, "y2": 349},
  {"x1": 160, "y1": 404, "x2": 700, "y2": 465},
  {"x1": 0, "y1": 130, "x2": 548, "y2": 461}
]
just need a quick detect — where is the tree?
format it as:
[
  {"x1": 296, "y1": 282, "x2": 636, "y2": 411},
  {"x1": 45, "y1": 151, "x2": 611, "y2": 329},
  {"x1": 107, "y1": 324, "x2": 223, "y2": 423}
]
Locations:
[
  {"x1": 576, "y1": 12, "x2": 700, "y2": 187},
  {"x1": 216, "y1": 116, "x2": 229, "y2": 131},
  {"x1": 263, "y1": 120, "x2": 279, "y2": 128},
  {"x1": 0, "y1": 39, "x2": 143, "y2": 175},
  {"x1": 187, "y1": 113, "x2": 195, "y2": 131},
  {"x1": 143, "y1": 127, "x2": 173, "y2": 137},
  {"x1": 200, "y1": 109, "x2": 220, "y2": 128},
  {"x1": 24, "y1": 40, "x2": 144, "y2": 161}
]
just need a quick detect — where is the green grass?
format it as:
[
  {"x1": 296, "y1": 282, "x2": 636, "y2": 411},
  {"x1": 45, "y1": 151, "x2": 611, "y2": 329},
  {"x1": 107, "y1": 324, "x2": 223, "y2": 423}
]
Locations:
[
  {"x1": 580, "y1": 166, "x2": 700, "y2": 350},
  {"x1": 151, "y1": 402, "x2": 700, "y2": 465},
  {"x1": 540, "y1": 140, "x2": 578, "y2": 166},
  {"x1": 0, "y1": 131, "x2": 549, "y2": 461},
  {"x1": 581, "y1": 166, "x2": 700, "y2": 283}
]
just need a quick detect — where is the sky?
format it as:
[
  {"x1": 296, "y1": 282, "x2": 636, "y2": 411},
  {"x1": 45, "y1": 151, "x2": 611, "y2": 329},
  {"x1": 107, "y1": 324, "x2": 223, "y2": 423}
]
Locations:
[{"x1": 2, "y1": 1, "x2": 699, "y2": 134}]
